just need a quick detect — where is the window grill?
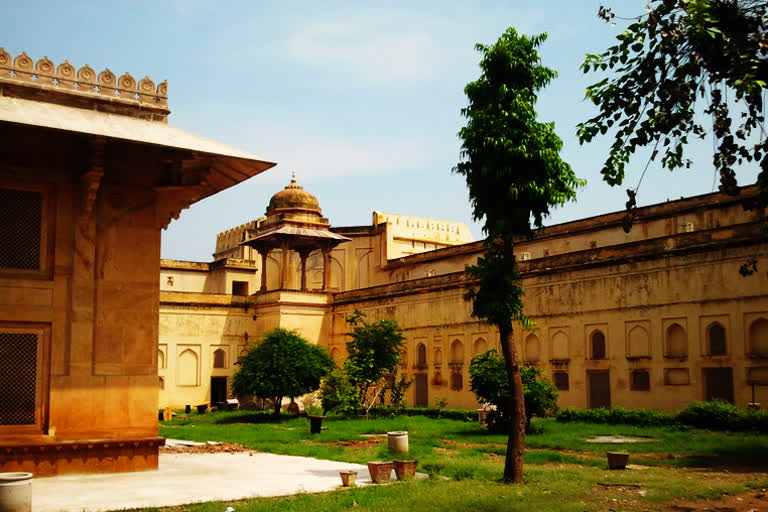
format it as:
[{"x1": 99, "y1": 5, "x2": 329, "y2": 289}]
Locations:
[
  {"x1": 0, "y1": 332, "x2": 38, "y2": 425},
  {"x1": 0, "y1": 188, "x2": 43, "y2": 271}
]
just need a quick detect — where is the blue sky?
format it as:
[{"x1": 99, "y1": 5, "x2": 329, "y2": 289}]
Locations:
[{"x1": 3, "y1": 2, "x2": 758, "y2": 261}]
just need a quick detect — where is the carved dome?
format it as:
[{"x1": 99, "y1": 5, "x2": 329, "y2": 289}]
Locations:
[{"x1": 266, "y1": 174, "x2": 321, "y2": 214}]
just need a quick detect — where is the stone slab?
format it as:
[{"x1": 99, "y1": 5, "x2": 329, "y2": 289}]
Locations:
[{"x1": 31, "y1": 452, "x2": 405, "y2": 511}]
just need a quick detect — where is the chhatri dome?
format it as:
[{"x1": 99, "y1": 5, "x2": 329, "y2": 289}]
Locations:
[
  {"x1": 241, "y1": 172, "x2": 349, "y2": 292},
  {"x1": 266, "y1": 172, "x2": 321, "y2": 215}
]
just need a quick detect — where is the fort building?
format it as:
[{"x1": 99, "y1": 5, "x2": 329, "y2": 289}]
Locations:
[
  {"x1": 159, "y1": 177, "x2": 768, "y2": 413},
  {"x1": 0, "y1": 49, "x2": 275, "y2": 476}
]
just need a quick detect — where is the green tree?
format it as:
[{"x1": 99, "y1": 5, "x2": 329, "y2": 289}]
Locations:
[
  {"x1": 232, "y1": 328, "x2": 333, "y2": 416},
  {"x1": 454, "y1": 28, "x2": 583, "y2": 482},
  {"x1": 469, "y1": 349, "x2": 559, "y2": 434},
  {"x1": 578, "y1": 1, "x2": 768, "y2": 216},
  {"x1": 344, "y1": 310, "x2": 405, "y2": 414}
]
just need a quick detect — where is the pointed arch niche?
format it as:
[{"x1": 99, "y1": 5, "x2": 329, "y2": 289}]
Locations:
[
  {"x1": 177, "y1": 346, "x2": 200, "y2": 387},
  {"x1": 626, "y1": 321, "x2": 651, "y2": 359},
  {"x1": 749, "y1": 317, "x2": 768, "y2": 357},
  {"x1": 473, "y1": 337, "x2": 488, "y2": 356},
  {"x1": 550, "y1": 329, "x2": 569, "y2": 361},
  {"x1": 664, "y1": 320, "x2": 688, "y2": 358},
  {"x1": 525, "y1": 333, "x2": 540, "y2": 362}
]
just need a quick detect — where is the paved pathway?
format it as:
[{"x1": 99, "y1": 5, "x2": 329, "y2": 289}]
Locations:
[{"x1": 32, "y1": 451, "x2": 376, "y2": 512}]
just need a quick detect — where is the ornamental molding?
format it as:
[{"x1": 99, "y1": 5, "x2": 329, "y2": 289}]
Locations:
[{"x1": 0, "y1": 48, "x2": 167, "y2": 107}]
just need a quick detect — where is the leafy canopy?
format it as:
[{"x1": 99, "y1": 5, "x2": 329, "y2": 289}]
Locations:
[
  {"x1": 455, "y1": 29, "x2": 584, "y2": 328},
  {"x1": 344, "y1": 310, "x2": 404, "y2": 388},
  {"x1": 456, "y1": 28, "x2": 584, "y2": 245},
  {"x1": 232, "y1": 328, "x2": 333, "y2": 414},
  {"x1": 578, "y1": 0, "x2": 768, "y2": 209}
]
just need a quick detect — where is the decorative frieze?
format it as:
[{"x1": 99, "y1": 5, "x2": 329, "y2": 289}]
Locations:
[{"x1": 0, "y1": 48, "x2": 167, "y2": 107}]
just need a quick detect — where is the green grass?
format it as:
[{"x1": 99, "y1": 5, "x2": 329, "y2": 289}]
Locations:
[{"x1": 146, "y1": 410, "x2": 768, "y2": 512}]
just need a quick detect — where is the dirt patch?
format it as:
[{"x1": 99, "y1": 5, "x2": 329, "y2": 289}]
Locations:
[
  {"x1": 586, "y1": 435, "x2": 656, "y2": 444},
  {"x1": 440, "y1": 439, "x2": 506, "y2": 450},
  {"x1": 161, "y1": 442, "x2": 251, "y2": 454},
  {"x1": 320, "y1": 438, "x2": 384, "y2": 449},
  {"x1": 666, "y1": 491, "x2": 768, "y2": 511},
  {"x1": 434, "y1": 447, "x2": 460, "y2": 455}
]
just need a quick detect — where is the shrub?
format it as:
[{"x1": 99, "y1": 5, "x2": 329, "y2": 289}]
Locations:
[
  {"x1": 366, "y1": 406, "x2": 476, "y2": 422},
  {"x1": 320, "y1": 367, "x2": 359, "y2": 417},
  {"x1": 557, "y1": 401, "x2": 768, "y2": 432},
  {"x1": 469, "y1": 349, "x2": 559, "y2": 433}
]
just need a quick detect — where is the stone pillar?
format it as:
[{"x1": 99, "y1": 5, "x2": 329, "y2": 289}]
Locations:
[
  {"x1": 259, "y1": 249, "x2": 269, "y2": 292},
  {"x1": 298, "y1": 249, "x2": 310, "y2": 292},
  {"x1": 280, "y1": 241, "x2": 290, "y2": 290},
  {"x1": 322, "y1": 246, "x2": 331, "y2": 292}
]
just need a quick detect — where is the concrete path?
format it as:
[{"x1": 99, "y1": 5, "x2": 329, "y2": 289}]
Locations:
[{"x1": 32, "y1": 451, "x2": 379, "y2": 512}]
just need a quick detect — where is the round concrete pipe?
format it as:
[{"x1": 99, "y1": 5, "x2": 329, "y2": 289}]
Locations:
[
  {"x1": 0, "y1": 472, "x2": 33, "y2": 512},
  {"x1": 387, "y1": 431, "x2": 408, "y2": 454}
]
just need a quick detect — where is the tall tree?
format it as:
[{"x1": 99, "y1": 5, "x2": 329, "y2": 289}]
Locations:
[
  {"x1": 578, "y1": 1, "x2": 768, "y2": 214},
  {"x1": 232, "y1": 328, "x2": 333, "y2": 416},
  {"x1": 455, "y1": 28, "x2": 583, "y2": 483}
]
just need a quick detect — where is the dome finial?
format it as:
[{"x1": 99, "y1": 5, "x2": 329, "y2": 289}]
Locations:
[{"x1": 291, "y1": 170, "x2": 296, "y2": 182}]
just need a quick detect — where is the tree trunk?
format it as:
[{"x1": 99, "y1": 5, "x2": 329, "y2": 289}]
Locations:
[
  {"x1": 273, "y1": 395, "x2": 282, "y2": 416},
  {"x1": 498, "y1": 318, "x2": 526, "y2": 483}
]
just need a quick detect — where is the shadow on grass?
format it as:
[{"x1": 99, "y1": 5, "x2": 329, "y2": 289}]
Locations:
[{"x1": 214, "y1": 412, "x2": 292, "y2": 425}]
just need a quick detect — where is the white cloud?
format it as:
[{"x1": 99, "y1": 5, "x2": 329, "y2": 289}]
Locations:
[
  {"x1": 253, "y1": 135, "x2": 436, "y2": 183},
  {"x1": 285, "y1": 19, "x2": 436, "y2": 83}
]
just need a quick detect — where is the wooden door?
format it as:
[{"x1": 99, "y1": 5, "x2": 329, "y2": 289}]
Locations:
[
  {"x1": 704, "y1": 367, "x2": 734, "y2": 403},
  {"x1": 211, "y1": 376, "x2": 228, "y2": 405},
  {"x1": 414, "y1": 374, "x2": 428, "y2": 407},
  {"x1": 588, "y1": 370, "x2": 611, "y2": 409}
]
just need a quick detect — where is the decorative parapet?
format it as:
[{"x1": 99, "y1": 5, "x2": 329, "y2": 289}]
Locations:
[{"x1": 0, "y1": 49, "x2": 168, "y2": 108}]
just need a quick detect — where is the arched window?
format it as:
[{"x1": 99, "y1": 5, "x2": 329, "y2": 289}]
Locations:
[
  {"x1": 627, "y1": 326, "x2": 650, "y2": 358},
  {"x1": 417, "y1": 343, "x2": 427, "y2": 368},
  {"x1": 213, "y1": 349, "x2": 226, "y2": 369},
  {"x1": 749, "y1": 318, "x2": 768, "y2": 357},
  {"x1": 157, "y1": 349, "x2": 165, "y2": 369},
  {"x1": 158, "y1": 376, "x2": 165, "y2": 390},
  {"x1": 450, "y1": 339, "x2": 464, "y2": 364},
  {"x1": 590, "y1": 330, "x2": 606, "y2": 360},
  {"x1": 434, "y1": 348, "x2": 443, "y2": 366},
  {"x1": 473, "y1": 337, "x2": 488, "y2": 355},
  {"x1": 707, "y1": 322, "x2": 727, "y2": 356},
  {"x1": 401, "y1": 348, "x2": 408, "y2": 368},
  {"x1": 525, "y1": 334, "x2": 540, "y2": 362}
]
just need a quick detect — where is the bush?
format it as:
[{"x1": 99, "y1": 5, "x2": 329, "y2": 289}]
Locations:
[
  {"x1": 469, "y1": 349, "x2": 559, "y2": 433},
  {"x1": 557, "y1": 401, "x2": 768, "y2": 432},
  {"x1": 320, "y1": 367, "x2": 359, "y2": 417}
]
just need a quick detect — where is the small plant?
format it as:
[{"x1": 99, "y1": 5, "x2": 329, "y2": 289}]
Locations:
[{"x1": 435, "y1": 397, "x2": 448, "y2": 409}]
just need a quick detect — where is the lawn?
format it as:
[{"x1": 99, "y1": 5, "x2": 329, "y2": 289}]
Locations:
[{"x1": 141, "y1": 410, "x2": 768, "y2": 512}]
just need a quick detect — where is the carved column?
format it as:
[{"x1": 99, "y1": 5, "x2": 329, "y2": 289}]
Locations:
[
  {"x1": 321, "y1": 246, "x2": 332, "y2": 292},
  {"x1": 259, "y1": 249, "x2": 269, "y2": 292},
  {"x1": 280, "y1": 240, "x2": 291, "y2": 290},
  {"x1": 298, "y1": 249, "x2": 311, "y2": 292}
]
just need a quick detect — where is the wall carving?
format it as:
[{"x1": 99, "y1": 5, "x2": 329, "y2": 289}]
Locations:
[{"x1": 0, "y1": 49, "x2": 168, "y2": 106}]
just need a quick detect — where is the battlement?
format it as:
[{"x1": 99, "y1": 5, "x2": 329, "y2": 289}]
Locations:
[
  {"x1": 0, "y1": 49, "x2": 169, "y2": 121},
  {"x1": 372, "y1": 211, "x2": 474, "y2": 244},
  {"x1": 215, "y1": 219, "x2": 260, "y2": 254}
]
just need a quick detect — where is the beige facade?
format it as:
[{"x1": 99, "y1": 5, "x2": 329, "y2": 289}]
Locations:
[
  {"x1": 0, "y1": 49, "x2": 274, "y2": 476},
  {"x1": 159, "y1": 180, "x2": 768, "y2": 412}
]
